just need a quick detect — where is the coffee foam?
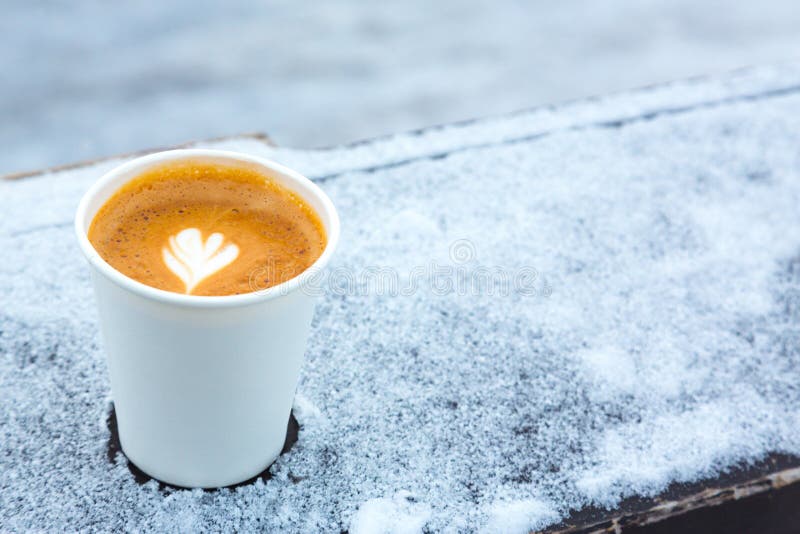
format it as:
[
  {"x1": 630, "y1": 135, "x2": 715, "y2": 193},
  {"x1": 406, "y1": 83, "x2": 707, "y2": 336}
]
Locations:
[
  {"x1": 87, "y1": 160, "x2": 326, "y2": 296},
  {"x1": 162, "y1": 228, "x2": 239, "y2": 294}
]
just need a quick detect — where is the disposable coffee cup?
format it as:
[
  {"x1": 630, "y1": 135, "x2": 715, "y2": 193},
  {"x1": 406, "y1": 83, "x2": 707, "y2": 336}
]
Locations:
[{"x1": 75, "y1": 149, "x2": 340, "y2": 488}]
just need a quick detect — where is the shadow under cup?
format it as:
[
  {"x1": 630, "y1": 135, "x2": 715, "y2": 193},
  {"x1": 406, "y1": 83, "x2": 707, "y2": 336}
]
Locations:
[{"x1": 75, "y1": 149, "x2": 340, "y2": 488}]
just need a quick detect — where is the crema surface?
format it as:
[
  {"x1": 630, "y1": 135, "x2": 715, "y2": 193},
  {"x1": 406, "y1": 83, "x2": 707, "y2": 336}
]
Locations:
[{"x1": 88, "y1": 161, "x2": 326, "y2": 296}]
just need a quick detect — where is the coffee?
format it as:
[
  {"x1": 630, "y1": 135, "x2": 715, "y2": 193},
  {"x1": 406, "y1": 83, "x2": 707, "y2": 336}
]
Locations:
[{"x1": 88, "y1": 160, "x2": 326, "y2": 296}]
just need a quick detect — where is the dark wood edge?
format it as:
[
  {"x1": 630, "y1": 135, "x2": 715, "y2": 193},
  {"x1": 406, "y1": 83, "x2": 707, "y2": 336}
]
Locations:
[
  {"x1": 1, "y1": 132, "x2": 274, "y2": 181},
  {"x1": 543, "y1": 464, "x2": 800, "y2": 533}
]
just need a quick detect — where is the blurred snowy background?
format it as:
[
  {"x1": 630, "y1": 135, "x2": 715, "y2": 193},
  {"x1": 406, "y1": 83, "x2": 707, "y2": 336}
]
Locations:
[{"x1": 3, "y1": 0, "x2": 800, "y2": 175}]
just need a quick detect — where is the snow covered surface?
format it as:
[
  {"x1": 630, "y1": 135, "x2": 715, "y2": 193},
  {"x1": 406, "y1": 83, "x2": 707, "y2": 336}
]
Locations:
[{"x1": 2, "y1": 64, "x2": 800, "y2": 532}]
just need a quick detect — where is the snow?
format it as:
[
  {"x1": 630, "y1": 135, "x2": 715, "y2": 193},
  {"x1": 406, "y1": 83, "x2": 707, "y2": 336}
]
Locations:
[
  {"x1": 2, "y1": 64, "x2": 800, "y2": 531},
  {"x1": 482, "y1": 499, "x2": 560, "y2": 534},
  {"x1": 350, "y1": 491, "x2": 432, "y2": 534}
]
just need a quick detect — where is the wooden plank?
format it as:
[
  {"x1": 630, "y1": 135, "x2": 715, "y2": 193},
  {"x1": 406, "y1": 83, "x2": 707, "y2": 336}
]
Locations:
[
  {"x1": 7, "y1": 127, "x2": 799, "y2": 532},
  {"x1": 543, "y1": 454, "x2": 800, "y2": 533}
]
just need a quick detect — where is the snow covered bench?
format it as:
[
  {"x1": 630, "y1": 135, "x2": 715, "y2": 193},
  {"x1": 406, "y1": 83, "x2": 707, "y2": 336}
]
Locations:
[{"x1": 3, "y1": 63, "x2": 800, "y2": 532}]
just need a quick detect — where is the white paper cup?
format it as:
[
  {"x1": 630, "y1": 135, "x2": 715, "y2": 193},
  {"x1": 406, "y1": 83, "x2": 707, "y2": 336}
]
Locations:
[{"x1": 75, "y1": 149, "x2": 339, "y2": 488}]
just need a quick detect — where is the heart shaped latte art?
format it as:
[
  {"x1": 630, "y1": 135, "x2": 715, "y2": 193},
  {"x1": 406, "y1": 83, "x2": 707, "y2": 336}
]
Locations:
[{"x1": 162, "y1": 228, "x2": 239, "y2": 294}]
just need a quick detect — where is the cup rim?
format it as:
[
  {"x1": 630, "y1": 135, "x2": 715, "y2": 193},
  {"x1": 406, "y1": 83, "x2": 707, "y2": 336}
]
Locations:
[{"x1": 75, "y1": 148, "x2": 340, "y2": 308}]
